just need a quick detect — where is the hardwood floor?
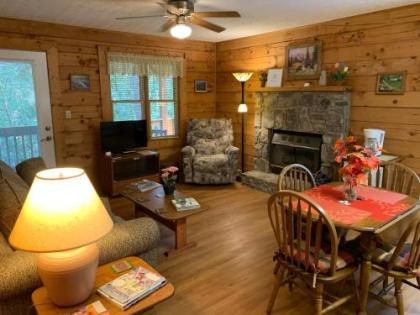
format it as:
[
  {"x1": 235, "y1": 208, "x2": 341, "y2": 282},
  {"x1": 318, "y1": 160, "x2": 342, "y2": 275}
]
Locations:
[{"x1": 139, "y1": 183, "x2": 419, "y2": 315}]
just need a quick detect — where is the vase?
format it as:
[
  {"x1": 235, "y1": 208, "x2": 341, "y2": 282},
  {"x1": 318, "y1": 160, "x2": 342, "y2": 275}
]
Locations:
[
  {"x1": 343, "y1": 176, "x2": 358, "y2": 201},
  {"x1": 331, "y1": 79, "x2": 346, "y2": 86},
  {"x1": 163, "y1": 182, "x2": 176, "y2": 195}
]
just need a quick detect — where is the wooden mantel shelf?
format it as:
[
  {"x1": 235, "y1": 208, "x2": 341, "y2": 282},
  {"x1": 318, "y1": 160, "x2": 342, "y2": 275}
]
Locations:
[{"x1": 256, "y1": 86, "x2": 352, "y2": 93}]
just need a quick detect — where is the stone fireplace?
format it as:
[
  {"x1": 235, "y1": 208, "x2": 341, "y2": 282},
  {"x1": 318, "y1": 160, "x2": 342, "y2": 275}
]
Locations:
[{"x1": 242, "y1": 90, "x2": 351, "y2": 193}]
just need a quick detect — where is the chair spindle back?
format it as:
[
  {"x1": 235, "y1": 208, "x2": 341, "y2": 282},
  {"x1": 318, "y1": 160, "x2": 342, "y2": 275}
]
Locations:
[
  {"x1": 278, "y1": 164, "x2": 316, "y2": 192},
  {"x1": 381, "y1": 162, "x2": 420, "y2": 199}
]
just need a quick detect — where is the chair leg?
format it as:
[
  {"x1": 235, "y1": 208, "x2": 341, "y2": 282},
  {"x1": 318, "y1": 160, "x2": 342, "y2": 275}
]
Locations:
[
  {"x1": 314, "y1": 283, "x2": 324, "y2": 315},
  {"x1": 394, "y1": 279, "x2": 404, "y2": 315},
  {"x1": 352, "y1": 274, "x2": 360, "y2": 311},
  {"x1": 267, "y1": 273, "x2": 282, "y2": 314}
]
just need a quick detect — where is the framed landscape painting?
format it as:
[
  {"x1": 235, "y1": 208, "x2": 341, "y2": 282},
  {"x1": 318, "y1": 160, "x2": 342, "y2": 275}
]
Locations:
[
  {"x1": 376, "y1": 71, "x2": 406, "y2": 95},
  {"x1": 70, "y1": 74, "x2": 90, "y2": 91},
  {"x1": 285, "y1": 41, "x2": 322, "y2": 80}
]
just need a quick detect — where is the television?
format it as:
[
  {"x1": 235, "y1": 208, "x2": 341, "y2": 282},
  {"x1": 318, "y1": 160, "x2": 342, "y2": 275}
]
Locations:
[{"x1": 100, "y1": 120, "x2": 147, "y2": 153}]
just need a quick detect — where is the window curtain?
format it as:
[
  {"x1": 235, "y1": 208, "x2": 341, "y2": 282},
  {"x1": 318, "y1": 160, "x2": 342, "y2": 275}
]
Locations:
[{"x1": 108, "y1": 52, "x2": 184, "y2": 78}]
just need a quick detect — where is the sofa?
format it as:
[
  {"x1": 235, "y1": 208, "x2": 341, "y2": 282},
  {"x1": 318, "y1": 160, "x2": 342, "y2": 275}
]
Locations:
[
  {"x1": 0, "y1": 158, "x2": 160, "y2": 314},
  {"x1": 182, "y1": 118, "x2": 239, "y2": 184}
]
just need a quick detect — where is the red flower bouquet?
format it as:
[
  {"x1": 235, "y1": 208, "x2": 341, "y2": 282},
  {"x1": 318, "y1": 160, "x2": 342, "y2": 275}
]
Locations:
[{"x1": 334, "y1": 136, "x2": 380, "y2": 201}]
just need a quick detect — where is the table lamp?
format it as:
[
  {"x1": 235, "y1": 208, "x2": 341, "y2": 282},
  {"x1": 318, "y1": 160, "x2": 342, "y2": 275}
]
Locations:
[
  {"x1": 233, "y1": 72, "x2": 253, "y2": 173},
  {"x1": 9, "y1": 168, "x2": 113, "y2": 307}
]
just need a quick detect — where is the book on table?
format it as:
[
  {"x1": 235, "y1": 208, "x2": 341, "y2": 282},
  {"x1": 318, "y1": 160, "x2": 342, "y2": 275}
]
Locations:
[
  {"x1": 131, "y1": 179, "x2": 162, "y2": 192},
  {"x1": 97, "y1": 267, "x2": 167, "y2": 310},
  {"x1": 171, "y1": 197, "x2": 201, "y2": 211}
]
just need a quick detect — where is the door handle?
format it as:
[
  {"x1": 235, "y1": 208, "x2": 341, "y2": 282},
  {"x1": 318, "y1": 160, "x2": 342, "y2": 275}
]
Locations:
[{"x1": 41, "y1": 136, "x2": 52, "y2": 142}]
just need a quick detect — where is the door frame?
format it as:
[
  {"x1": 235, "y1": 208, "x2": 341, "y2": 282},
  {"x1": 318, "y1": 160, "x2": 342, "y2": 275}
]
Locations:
[{"x1": 0, "y1": 38, "x2": 62, "y2": 167}]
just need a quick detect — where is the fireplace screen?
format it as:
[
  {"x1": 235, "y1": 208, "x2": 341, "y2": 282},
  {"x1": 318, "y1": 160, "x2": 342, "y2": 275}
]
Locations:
[{"x1": 269, "y1": 129, "x2": 322, "y2": 174}]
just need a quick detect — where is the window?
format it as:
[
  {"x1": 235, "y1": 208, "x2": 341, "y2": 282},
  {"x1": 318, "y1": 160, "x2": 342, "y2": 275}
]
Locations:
[{"x1": 108, "y1": 52, "x2": 182, "y2": 139}]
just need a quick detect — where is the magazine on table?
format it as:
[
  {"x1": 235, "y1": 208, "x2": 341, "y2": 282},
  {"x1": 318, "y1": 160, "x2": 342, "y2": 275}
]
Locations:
[
  {"x1": 172, "y1": 197, "x2": 201, "y2": 211},
  {"x1": 131, "y1": 179, "x2": 162, "y2": 192},
  {"x1": 97, "y1": 267, "x2": 167, "y2": 310}
]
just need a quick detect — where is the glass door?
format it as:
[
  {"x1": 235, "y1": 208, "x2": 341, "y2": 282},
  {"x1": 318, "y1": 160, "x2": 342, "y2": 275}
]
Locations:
[{"x1": 0, "y1": 49, "x2": 55, "y2": 168}]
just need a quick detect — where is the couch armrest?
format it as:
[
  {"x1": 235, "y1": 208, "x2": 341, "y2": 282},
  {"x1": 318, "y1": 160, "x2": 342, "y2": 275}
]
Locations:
[
  {"x1": 181, "y1": 145, "x2": 196, "y2": 158},
  {"x1": 0, "y1": 251, "x2": 40, "y2": 300},
  {"x1": 182, "y1": 146, "x2": 195, "y2": 183},
  {"x1": 225, "y1": 145, "x2": 239, "y2": 157},
  {"x1": 97, "y1": 217, "x2": 160, "y2": 265}
]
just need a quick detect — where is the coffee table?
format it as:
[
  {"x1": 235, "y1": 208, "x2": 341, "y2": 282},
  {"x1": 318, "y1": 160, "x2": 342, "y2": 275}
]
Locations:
[
  {"x1": 121, "y1": 185, "x2": 208, "y2": 256},
  {"x1": 32, "y1": 256, "x2": 174, "y2": 315}
]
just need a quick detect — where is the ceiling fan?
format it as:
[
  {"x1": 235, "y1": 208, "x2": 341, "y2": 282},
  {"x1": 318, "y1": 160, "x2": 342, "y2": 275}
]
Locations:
[{"x1": 116, "y1": 0, "x2": 241, "y2": 39}]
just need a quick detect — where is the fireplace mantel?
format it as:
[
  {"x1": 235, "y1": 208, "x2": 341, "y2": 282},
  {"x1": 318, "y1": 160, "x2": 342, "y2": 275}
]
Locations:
[{"x1": 257, "y1": 86, "x2": 352, "y2": 93}]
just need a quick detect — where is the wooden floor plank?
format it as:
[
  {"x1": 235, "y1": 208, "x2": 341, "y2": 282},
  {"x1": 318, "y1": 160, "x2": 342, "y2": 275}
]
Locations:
[{"x1": 140, "y1": 183, "x2": 419, "y2": 315}]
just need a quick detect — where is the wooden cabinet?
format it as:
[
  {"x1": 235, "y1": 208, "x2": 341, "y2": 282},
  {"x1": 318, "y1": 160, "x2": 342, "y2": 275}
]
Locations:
[{"x1": 99, "y1": 150, "x2": 159, "y2": 196}]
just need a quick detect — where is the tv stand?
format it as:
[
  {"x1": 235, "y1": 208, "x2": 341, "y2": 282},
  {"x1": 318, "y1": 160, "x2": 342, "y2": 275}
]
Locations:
[
  {"x1": 122, "y1": 150, "x2": 137, "y2": 154},
  {"x1": 99, "y1": 150, "x2": 160, "y2": 196}
]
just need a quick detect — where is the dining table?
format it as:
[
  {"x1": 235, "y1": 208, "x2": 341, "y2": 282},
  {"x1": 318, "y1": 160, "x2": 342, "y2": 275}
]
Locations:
[{"x1": 301, "y1": 182, "x2": 420, "y2": 315}]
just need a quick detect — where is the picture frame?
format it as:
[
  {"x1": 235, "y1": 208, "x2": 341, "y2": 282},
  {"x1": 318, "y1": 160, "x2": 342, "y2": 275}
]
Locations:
[
  {"x1": 376, "y1": 71, "x2": 406, "y2": 95},
  {"x1": 285, "y1": 41, "x2": 322, "y2": 80},
  {"x1": 70, "y1": 74, "x2": 91, "y2": 91},
  {"x1": 194, "y1": 80, "x2": 208, "y2": 93},
  {"x1": 265, "y1": 68, "x2": 283, "y2": 87}
]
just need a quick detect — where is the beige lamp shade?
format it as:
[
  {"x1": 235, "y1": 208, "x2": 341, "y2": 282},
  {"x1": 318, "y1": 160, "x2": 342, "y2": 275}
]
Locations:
[
  {"x1": 9, "y1": 168, "x2": 113, "y2": 253},
  {"x1": 237, "y1": 103, "x2": 248, "y2": 113},
  {"x1": 232, "y1": 72, "x2": 253, "y2": 82}
]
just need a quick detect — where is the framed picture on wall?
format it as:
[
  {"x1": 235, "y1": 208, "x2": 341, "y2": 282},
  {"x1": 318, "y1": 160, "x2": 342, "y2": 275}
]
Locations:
[
  {"x1": 376, "y1": 71, "x2": 406, "y2": 95},
  {"x1": 285, "y1": 41, "x2": 322, "y2": 80},
  {"x1": 194, "y1": 80, "x2": 208, "y2": 93},
  {"x1": 265, "y1": 68, "x2": 283, "y2": 87},
  {"x1": 70, "y1": 74, "x2": 91, "y2": 91}
]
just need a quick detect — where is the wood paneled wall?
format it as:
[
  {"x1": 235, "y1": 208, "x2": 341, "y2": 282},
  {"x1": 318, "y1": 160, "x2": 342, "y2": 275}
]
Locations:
[
  {"x1": 0, "y1": 17, "x2": 216, "y2": 182},
  {"x1": 215, "y1": 4, "x2": 420, "y2": 173}
]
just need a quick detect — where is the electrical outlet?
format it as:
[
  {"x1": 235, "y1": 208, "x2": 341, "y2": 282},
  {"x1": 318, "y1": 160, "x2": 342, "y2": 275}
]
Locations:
[{"x1": 65, "y1": 110, "x2": 72, "y2": 119}]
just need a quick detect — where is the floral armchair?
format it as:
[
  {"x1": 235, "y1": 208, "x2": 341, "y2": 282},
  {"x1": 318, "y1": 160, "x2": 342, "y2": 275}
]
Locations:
[{"x1": 182, "y1": 118, "x2": 239, "y2": 184}]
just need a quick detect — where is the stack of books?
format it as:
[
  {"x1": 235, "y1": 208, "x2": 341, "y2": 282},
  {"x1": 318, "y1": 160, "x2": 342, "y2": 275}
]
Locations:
[
  {"x1": 131, "y1": 179, "x2": 161, "y2": 192},
  {"x1": 97, "y1": 267, "x2": 167, "y2": 310},
  {"x1": 171, "y1": 197, "x2": 201, "y2": 211}
]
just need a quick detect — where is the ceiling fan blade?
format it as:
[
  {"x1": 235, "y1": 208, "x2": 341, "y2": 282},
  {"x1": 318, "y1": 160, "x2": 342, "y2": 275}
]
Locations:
[
  {"x1": 190, "y1": 15, "x2": 226, "y2": 33},
  {"x1": 192, "y1": 11, "x2": 241, "y2": 18},
  {"x1": 157, "y1": 1, "x2": 179, "y2": 15},
  {"x1": 161, "y1": 19, "x2": 177, "y2": 32},
  {"x1": 116, "y1": 15, "x2": 166, "y2": 20}
]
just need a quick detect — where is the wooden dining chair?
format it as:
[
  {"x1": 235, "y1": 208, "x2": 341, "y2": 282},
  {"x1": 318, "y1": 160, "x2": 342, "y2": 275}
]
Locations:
[
  {"x1": 266, "y1": 191, "x2": 359, "y2": 315},
  {"x1": 369, "y1": 219, "x2": 420, "y2": 315},
  {"x1": 369, "y1": 162, "x2": 420, "y2": 199},
  {"x1": 278, "y1": 164, "x2": 316, "y2": 192}
]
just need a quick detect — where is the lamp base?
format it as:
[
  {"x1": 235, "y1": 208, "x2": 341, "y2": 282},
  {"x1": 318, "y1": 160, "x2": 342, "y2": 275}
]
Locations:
[{"x1": 36, "y1": 243, "x2": 99, "y2": 307}]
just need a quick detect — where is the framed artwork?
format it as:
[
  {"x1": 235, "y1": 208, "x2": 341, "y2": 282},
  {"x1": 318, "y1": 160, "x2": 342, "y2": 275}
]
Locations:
[
  {"x1": 194, "y1": 80, "x2": 208, "y2": 93},
  {"x1": 285, "y1": 41, "x2": 322, "y2": 80},
  {"x1": 265, "y1": 68, "x2": 283, "y2": 87},
  {"x1": 70, "y1": 74, "x2": 90, "y2": 91},
  {"x1": 376, "y1": 71, "x2": 406, "y2": 95}
]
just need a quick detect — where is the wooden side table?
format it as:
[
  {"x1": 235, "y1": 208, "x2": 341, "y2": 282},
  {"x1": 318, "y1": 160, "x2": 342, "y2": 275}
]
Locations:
[{"x1": 32, "y1": 256, "x2": 174, "y2": 315}]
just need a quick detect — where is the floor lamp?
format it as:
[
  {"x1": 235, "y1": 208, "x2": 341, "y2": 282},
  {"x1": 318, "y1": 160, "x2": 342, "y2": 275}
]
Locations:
[{"x1": 232, "y1": 72, "x2": 253, "y2": 173}]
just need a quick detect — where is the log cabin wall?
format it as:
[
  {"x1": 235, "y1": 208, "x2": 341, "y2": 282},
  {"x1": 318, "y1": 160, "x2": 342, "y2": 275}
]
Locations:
[
  {"x1": 215, "y1": 4, "x2": 420, "y2": 173},
  {"x1": 0, "y1": 17, "x2": 216, "y2": 182}
]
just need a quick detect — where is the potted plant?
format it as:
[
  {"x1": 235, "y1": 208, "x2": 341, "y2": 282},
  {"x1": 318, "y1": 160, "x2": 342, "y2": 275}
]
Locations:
[
  {"x1": 259, "y1": 70, "x2": 268, "y2": 87},
  {"x1": 160, "y1": 166, "x2": 179, "y2": 195},
  {"x1": 330, "y1": 62, "x2": 349, "y2": 85},
  {"x1": 334, "y1": 136, "x2": 380, "y2": 201}
]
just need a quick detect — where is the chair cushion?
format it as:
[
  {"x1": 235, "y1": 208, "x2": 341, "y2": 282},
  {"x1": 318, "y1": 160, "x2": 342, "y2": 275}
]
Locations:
[
  {"x1": 0, "y1": 162, "x2": 28, "y2": 239},
  {"x1": 276, "y1": 243, "x2": 355, "y2": 274},
  {"x1": 193, "y1": 154, "x2": 229, "y2": 173},
  {"x1": 372, "y1": 241, "x2": 419, "y2": 276}
]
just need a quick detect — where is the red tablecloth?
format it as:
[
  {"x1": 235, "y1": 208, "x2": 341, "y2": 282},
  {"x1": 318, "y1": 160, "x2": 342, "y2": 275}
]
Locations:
[{"x1": 303, "y1": 184, "x2": 412, "y2": 226}]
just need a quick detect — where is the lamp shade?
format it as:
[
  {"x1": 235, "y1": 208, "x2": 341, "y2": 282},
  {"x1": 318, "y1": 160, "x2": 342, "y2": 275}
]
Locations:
[
  {"x1": 232, "y1": 72, "x2": 253, "y2": 82},
  {"x1": 238, "y1": 103, "x2": 248, "y2": 113},
  {"x1": 9, "y1": 168, "x2": 113, "y2": 253}
]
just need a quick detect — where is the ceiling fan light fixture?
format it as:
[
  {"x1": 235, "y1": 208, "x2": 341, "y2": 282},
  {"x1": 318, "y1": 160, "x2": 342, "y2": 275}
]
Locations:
[{"x1": 170, "y1": 23, "x2": 192, "y2": 39}]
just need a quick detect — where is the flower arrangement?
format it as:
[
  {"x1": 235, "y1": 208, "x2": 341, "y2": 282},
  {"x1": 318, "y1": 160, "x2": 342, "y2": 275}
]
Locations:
[
  {"x1": 160, "y1": 166, "x2": 179, "y2": 195},
  {"x1": 334, "y1": 136, "x2": 380, "y2": 201},
  {"x1": 330, "y1": 62, "x2": 349, "y2": 82}
]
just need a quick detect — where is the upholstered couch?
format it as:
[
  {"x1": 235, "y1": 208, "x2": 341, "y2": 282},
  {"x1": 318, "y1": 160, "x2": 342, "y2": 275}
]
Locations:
[
  {"x1": 182, "y1": 118, "x2": 239, "y2": 184},
  {"x1": 0, "y1": 158, "x2": 160, "y2": 315}
]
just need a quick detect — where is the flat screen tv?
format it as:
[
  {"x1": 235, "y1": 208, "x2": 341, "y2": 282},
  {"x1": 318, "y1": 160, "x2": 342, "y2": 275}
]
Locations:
[{"x1": 100, "y1": 120, "x2": 147, "y2": 153}]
